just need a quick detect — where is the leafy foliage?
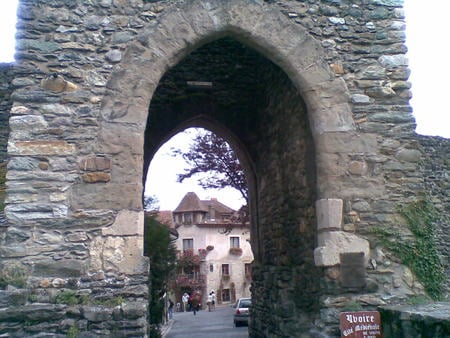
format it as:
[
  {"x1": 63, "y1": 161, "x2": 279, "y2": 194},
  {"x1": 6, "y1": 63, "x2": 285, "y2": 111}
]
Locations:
[
  {"x1": 0, "y1": 264, "x2": 28, "y2": 289},
  {"x1": 177, "y1": 249, "x2": 201, "y2": 269},
  {"x1": 67, "y1": 326, "x2": 80, "y2": 338},
  {"x1": 172, "y1": 130, "x2": 248, "y2": 201},
  {"x1": 144, "y1": 215, "x2": 177, "y2": 326},
  {"x1": 373, "y1": 197, "x2": 445, "y2": 300},
  {"x1": 144, "y1": 195, "x2": 160, "y2": 212},
  {"x1": 55, "y1": 290, "x2": 79, "y2": 305},
  {"x1": 171, "y1": 250, "x2": 205, "y2": 294}
]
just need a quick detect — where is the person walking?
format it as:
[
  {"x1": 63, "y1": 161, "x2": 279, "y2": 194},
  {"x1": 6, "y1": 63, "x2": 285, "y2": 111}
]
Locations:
[
  {"x1": 191, "y1": 294, "x2": 199, "y2": 315},
  {"x1": 168, "y1": 299, "x2": 174, "y2": 319},
  {"x1": 182, "y1": 292, "x2": 189, "y2": 312},
  {"x1": 207, "y1": 292, "x2": 213, "y2": 311},
  {"x1": 210, "y1": 290, "x2": 216, "y2": 311}
]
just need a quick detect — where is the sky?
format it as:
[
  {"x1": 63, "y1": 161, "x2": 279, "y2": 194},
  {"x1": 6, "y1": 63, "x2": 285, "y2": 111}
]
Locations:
[{"x1": 0, "y1": 1, "x2": 449, "y2": 210}]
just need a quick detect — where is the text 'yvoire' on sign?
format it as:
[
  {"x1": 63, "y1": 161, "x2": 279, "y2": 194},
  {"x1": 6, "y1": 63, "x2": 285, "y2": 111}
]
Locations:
[{"x1": 340, "y1": 311, "x2": 382, "y2": 338}]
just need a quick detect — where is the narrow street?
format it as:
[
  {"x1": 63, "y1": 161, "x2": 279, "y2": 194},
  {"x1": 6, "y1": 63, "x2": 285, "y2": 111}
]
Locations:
[{"x1": 164, "y1": 305, "x2": 249, "y2": 338}]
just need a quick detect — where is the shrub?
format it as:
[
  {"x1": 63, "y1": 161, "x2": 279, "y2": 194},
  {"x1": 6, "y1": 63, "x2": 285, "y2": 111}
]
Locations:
[
  {"x1": 55, "y1": 290, "x2": 79, "y2": 305},
  {"x1": 0, "y1": 264, "x2": 28, "y2": 289},
  {"x1": 372, "y1": 196, "x2": 445, "y2": 300}
]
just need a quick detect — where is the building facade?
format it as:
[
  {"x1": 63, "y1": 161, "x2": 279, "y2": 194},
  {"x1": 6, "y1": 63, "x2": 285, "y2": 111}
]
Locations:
[{"x1": 172, "y1": 192, "x2": 253, "y2": 306}]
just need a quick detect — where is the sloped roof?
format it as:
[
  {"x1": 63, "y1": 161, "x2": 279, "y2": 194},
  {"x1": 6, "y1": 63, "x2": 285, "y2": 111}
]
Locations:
[
  {"x1": 173, "y1": 192, "x2": 207, "y2": 212},
  {"x1": 200, "y1": 198, "x2": 234, "y2": 214},
  {"x1": 173, "y1": 192, "x2": 236, "y2": 214},
  {"x1": 157, "y1": 210, "x2": 175, "y2": 228}
]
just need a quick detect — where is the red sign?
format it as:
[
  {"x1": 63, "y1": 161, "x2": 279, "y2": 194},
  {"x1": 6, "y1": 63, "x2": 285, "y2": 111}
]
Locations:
[{"x1": 340, "y1": 311, "x2": 382, "y2": 338}]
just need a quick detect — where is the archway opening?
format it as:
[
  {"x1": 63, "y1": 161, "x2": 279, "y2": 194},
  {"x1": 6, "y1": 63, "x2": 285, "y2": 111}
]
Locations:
[
  {"x1": 143, "y1": 37, "x2": 320, "y2": 335},
  {"x1": 145, "y1": 126, "x2": 253, "y2": 322}
]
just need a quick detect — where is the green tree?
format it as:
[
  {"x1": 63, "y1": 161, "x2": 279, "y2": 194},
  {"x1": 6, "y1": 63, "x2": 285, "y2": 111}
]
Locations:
[
  {"x1": 144, "y1": 215, "x2": 177, "y2": 336},
  {"x1": 144, "y1": 194, "x2": 160, "y2": 212},
  {"x1": 173, "y1": 129, "x2": 248, "y2": 202}
]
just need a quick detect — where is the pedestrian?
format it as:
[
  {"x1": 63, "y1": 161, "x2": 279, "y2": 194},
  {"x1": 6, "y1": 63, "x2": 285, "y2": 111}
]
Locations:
[
  {"x1": 168, "y1": 298, "x2": 174, "y2": 319},
  {"x1": 182, "y1": 292, "x2": 189, "y2": 312},
  {"x1": 207, "y1": 292, "x2": 213, "y2": 311},
  {"x1": 210, "y1": 290, "x2": 216, "y2": 311},
  {"x1": 191, "y1": 294, "x2": 199, "y2": 315}
]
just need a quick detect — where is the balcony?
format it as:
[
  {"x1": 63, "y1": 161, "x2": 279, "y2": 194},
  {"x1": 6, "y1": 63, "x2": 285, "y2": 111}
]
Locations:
[{"x1": 229, "y1": 247, "x2": 243, "y2": 256}]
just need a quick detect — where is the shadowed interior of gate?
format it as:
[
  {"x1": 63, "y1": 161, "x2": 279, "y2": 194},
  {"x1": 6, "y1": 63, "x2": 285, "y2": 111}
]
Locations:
[{"x1": 143, "y1": 37, "x2": 321, "y2": 334}]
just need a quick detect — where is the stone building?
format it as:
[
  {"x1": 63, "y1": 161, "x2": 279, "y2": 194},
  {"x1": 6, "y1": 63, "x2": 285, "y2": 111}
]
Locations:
[
  {"x1": 0, "y1": 0, "x2": 448, "y2": 337},
  {"x1": 172, "y1": 192, "x2": 253, "y2": 306}
]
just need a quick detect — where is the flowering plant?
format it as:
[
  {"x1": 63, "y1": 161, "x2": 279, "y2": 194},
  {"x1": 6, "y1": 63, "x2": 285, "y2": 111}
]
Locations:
[
  {"x1": 198, "y1": 248, "x2": 207, "y2": 258},
  {"x1": 178, "y1": 249, "x2": 201, "y2": 268},
  {"x1": 229, "y1": 247, "x2": 243, "y2": 255}
]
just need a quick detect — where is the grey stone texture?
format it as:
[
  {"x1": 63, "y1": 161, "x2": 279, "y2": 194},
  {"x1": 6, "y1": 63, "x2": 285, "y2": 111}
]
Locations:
[
  {"x1": 0, "y1": 0, "x2": 448, "y2": 337},
  {"x1": 380, "y1": 302, "x2": 450, "y2": 337}
]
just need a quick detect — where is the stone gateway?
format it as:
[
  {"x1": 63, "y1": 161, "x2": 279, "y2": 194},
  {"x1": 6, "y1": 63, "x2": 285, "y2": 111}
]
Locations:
[{"x1": 0, "y1": 0, "x2": 448, "y2": 337}]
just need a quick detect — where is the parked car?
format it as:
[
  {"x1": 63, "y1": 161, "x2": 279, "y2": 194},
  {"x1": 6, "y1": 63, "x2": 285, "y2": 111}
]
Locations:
[{"x1": 233, "y1": 297, "x2": 251, "y2": 327}]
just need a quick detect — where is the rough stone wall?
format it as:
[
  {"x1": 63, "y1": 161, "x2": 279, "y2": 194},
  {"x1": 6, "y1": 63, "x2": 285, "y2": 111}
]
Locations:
[
  {"x1": 418, "y1": 136, "x2": 450, "y2": 293},
  {"x1": 0, "y1": 64, "x2": 14, "y2": 164},
  {"x1": 249, "y1": 59, "x2": 320, "y2": 336},
  {"x1": 379, "y1": 302, "x2": 450, "y2": 337},
  {"x1": 0, "y1": 0, "x2": 448, "y2": 337},
  {"x1": 0, "y1": 63, "x2": 14, "y2": 215}
]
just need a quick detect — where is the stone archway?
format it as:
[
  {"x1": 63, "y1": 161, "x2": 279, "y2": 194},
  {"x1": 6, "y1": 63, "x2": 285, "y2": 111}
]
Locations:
[
  {"x1": 3, "y1": 0, "x2": 442, "y2": 336},
  {"x1": 96, "y1": 1, "x2": 368, "y2": 335},
  {"x1": 98, "y1": 0, "x2": 359, "y2": 226}
]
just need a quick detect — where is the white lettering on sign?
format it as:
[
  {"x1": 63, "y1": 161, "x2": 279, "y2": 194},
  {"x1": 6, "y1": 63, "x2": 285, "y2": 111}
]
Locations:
[
  {"x1": 342, "y1": 328, "x2": 354, "y2": 336},
  {"x1": 345, "y1": 314, "x2": 375, "y2": 324},
  {"x1": 355, "y1": 324, "x2": 380, "y2": 331}
]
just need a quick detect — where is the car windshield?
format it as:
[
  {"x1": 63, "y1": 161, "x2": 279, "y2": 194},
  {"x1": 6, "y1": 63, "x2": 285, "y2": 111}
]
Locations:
[{"x1": 239, "y1": 299, "x2": 251, "y2": 308}]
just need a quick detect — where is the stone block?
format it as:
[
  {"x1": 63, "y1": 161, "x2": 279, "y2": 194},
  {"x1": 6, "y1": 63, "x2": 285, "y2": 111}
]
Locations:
[
  {"x1": 33, "y1": 258, "x2": 86, "y2": 277},
  {"x1": 90, "y1": 235, "x2": 148, "y2": 276},
  {"x1": 340, "y1": 252, "x2": 366, "y2": 287},
  {"x1": 348, "y1": 160, "x2": 368, "y2": 175},
  {"x1": 102, "y1": 210, "x2": 144, "y2": 236},
  {"x1": 79, "y1": 156, "x2": 111, "y2": 171},
  {"x1": 314, "y1": 231, "x2": 370, "y2": 266},
  {"x1": 315, "y1": 132, "x2": 378, "y2": 154},
  {"x1": 8, "y1": 140, "x2": 76, "y2": 156},
  {"x1": 122, "y1": 302, "x2": 147, "y2": 319},
  {"x1": 395, "y1": 148, "x2": 422, "y2": 163},
  {"x1": 71, "y1": 183, "x2": 142, "y2": 210},
  {"x1": 40, "y1": 74, "x2": 78, "y2": 92},
  {"x1": 97, "y1": 123, "x2": 144, "y2": 155},
  {"x1": 351, "y1": 94, "x2": 370, "y2": 104},
  {"x1": 81, "y1": 172, "x2": 111, "y2": 183},
  {"x1": 82, "y1": 306, "x2": 113, "y2": 322},
  {"x1": 316, "y1": 199, "x2": 343, "y2": 230},
  {"x1": 9, "y1": 115, "x2": 48, "y2": 134},
  {"x1": 0, "y1": 289, "x2": 29, "y2": 307},
  {"x1": 5, "y1": 203, "x2": 69, "y2": 222},
  {"x1": 330, "y1": 62, "x2": 344, "y2": 74}
]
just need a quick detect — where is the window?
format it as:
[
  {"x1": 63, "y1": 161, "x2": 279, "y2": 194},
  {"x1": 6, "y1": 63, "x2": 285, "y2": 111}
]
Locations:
[
  {"x1": 184, "y1": 213, "x2": 192, "y2": 224},
  {"x1": 209, "y1": 264, "x2": 214, "y2": 272},
  {"x1": 230, "y1": 236, "x2": 240, "y2": 248},
  {"x1": 183, "y1": 238, "x2": 193, "y2": 251},
  {"x1": 222, "y1": 288, "x2": 231, "y2": 302},
  {"x1": 221, "y1": 264, "x2": 230, "y2": 276},
  {"x1": 245, "y1": 263, "x2": 252, "y2": 277}
]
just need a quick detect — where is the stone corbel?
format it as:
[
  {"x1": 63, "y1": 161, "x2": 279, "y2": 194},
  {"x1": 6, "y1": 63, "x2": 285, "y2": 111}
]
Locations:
[{"x1": 314, "y1": 198, "x2": 370, "y2": 266}]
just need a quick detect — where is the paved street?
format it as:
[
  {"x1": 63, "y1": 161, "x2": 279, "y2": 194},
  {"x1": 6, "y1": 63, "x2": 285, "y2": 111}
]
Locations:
[{"x1": 165, "y1": 305, "x2": 249, "y2": 338}]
